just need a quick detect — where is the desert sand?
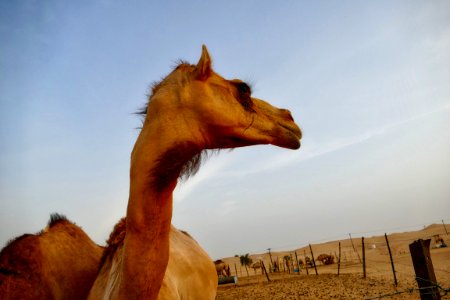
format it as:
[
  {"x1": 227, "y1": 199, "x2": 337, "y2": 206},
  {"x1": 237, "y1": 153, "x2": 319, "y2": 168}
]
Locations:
[{"x1": 216, "y1": 224, "x2": 450, "y2": 299}]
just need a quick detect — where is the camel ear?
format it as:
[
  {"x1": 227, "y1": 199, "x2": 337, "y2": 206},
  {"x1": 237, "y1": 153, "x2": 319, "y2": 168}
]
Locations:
[{"x1": 194, "y1": 45, "x2": 212, "y2": 81}]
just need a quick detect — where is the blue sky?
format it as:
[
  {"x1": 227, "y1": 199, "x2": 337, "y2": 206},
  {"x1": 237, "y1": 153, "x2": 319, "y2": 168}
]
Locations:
[{"x1": 1, "y1": 1, "x2": 449, "y2": 259}]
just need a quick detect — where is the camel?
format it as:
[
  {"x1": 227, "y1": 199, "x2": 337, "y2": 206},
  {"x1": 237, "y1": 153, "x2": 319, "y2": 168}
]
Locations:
[
  {"x1": 1, "y1": 45, "x2": 301, "y2": 299},
  {"x1": 317, "y1": 254, "x2": 335, "y2": 265},
  {"x1": 89, "y1": 45, "x2": 301, "y2": 299},
  {"x1": 214, "y1": 260, "x2": 231, "y2": 277},
  {"x1": 251, "y1": 261, "x2": 261, "y2": 270},
  {"x1": 250, "y1": 261, "x2": 262, "y2": 275},
  {"x1": 0, "y1": 214, "x2": 103, "y2": 299}
]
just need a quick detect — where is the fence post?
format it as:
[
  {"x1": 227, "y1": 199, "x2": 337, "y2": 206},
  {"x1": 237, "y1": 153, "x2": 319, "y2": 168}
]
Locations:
[
  {"x1": 338, "y1": 242, "x2": 341, "y2": 276},
  {"x1": 285, "y1": 255, "x2": 289, "y2": 274},
  {"x1": 442, "y1": 220, "x2": 448, "y2": 236},
  {"x1": 362, "y1": 237, "x2": 366, "y2": 278},
  {"x1": 275, "y1": 256, "x2": 281, "y2": 273},
  {"x1": 234, "y1": 263, "x2": 238, "y2": 278},
  {"x1": 309, "y1": 244, "x2": 318, "y2": 275},
  {"x1": 303, "y1": 249, "x2": 309, "y2": 275},
  {"x1": 294, "y1": 251, "x2": 300, "y2": 275},
  {"x1": 349, "y1": 233, "x2": 362, "y2": 263},
  {"x1": 385, "y1": 233, "x2": 398, "y2": 287},
  {"x1": 268, "y1": 248, "x2": 274, "y2": 269},
  {"x1": 260, "y1": 260, "x2": 271, "y2": 282},
  {"x1": 409, "y1": 239, "x2": 441, "y2": 300},
  {"x1": 290, "y1": 253, "x2": 294, "y2": 274}
]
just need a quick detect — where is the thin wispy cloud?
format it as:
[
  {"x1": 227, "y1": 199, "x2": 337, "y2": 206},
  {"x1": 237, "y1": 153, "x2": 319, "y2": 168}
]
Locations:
[
  {"x1": 233, "y1": 103, "x2": 450, "y2": 176},
  {"x1": 175, "y1": 104, "x2": 450, "y2": 202}
]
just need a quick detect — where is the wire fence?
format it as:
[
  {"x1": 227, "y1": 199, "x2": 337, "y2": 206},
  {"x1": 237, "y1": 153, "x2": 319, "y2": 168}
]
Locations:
[
  {"x1": 221, "y1": 220, "x2": 450, "y2": 299},
  {"x1": 365, "y1": 277, "x2": 450, "y2": 300}
]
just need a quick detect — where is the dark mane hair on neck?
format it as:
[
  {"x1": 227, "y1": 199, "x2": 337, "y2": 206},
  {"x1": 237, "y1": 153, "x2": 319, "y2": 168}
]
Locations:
[
  {"x1": 149, "y1": 142, "x2": 222, "y2": 192},
  {"x1": 180, "y1": 149, "x2": 221, "y2": 181}
]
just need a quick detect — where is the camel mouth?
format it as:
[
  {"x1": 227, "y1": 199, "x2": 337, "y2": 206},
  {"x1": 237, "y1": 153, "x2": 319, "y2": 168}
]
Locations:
[
  {"x1": 288, "y1": 133, "x2": 301, "y2": 149},
  {"x1": 286, "y1": 124, "x2": 302, "y2": 140},
  {"x1": 280, "y1": 122, "x2": 302, "y2": 139},
  {"x1": 275, "y1": 122, "x2": 302, "y2": 150}
]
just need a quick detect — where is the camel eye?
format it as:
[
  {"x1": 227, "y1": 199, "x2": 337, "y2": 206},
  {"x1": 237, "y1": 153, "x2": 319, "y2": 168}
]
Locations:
[
  {"x1": 234, "y1": 82, "x2": 254, "y2": 112},
  {"x1": 237, "y1": 82, "x2": 251, "y2": 96}
]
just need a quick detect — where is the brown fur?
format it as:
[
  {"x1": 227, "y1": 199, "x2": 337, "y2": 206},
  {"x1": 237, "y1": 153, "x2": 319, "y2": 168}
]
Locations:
[
  {"x1": 90, "y1": 222, "x2": 218, "y2": 300},
  {"x1": 99, "y1": 218, "x2": 126, "y2": 269},
  {"x1": 150, "y1": 142, "x2": 201, "y2": 191},
  {"x1": 0, "y1": 215, "x2": 103, "y2": 300},
  {"x1": 214, "y1": 260, "x2": 231, "y2": 277},
  {"x1": 0, "y1": 234, "x2": 50, "y2": 299},
  {"x1": 99, "y1": 217, "x2": 201, "y2": 272}
]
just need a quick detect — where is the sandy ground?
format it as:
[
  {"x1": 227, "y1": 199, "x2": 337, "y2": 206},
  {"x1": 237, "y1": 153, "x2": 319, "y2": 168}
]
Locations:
[{"x1": 216, "y1": 224, "x2": 450, "y2": 299}]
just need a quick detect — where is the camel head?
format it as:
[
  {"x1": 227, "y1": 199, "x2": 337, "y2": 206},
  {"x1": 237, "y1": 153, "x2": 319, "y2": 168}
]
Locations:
[{"x1": 143, "y1": 45, "x2": 302, "y2": 153}]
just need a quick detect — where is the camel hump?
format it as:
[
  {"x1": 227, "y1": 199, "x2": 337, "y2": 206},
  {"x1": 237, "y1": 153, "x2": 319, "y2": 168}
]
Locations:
[
  {"x1": 0, "y1": 233, "x2": 52, "y2": 299},
  {"x1": 1, "y1": 213, "x2": 103, "y2": 300},
  {"x1": 0, "y1": 213, "x2": 81, "y2": 276},
  {"x1": 0, "y1": 234, "x2": 41, "y2": 274},
  {"x1": 47, "y1": 212, "x2": 69, "y2": 227},
  {"x1": 37, "y1": 213, "x2": 77, "y2": 235}
]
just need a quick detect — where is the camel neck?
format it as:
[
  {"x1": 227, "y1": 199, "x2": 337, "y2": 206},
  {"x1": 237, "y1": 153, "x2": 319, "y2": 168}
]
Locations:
[
  {"x1": 120, "y1": 124, "x2": 200, "y2": 299},
  {"x1": 127, "y1": 139, "x2": 199, "y2": 227}
]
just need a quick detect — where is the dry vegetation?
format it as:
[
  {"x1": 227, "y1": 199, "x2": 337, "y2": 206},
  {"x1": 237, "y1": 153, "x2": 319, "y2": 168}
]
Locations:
[{"x1": 217, "y1": 224, "x2": 450, "y2": 299}]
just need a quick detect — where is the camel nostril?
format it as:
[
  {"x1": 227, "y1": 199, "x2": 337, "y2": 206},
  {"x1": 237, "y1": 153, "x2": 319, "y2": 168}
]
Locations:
[
  {"x1": 280, "y1": 109, "x2": 294, "y2": 121},
  {"x1": 287, "y1": 113, "x2": 294, "y2": 122}
]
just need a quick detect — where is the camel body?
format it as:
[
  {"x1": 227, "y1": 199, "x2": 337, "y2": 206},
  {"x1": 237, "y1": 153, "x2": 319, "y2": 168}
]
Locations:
[
  {"x1": 88, "y1": 219, "x2": 217, "y2": 300},
  {"x1": 0, "y1": 215, "x2": 102, "y2": 300},
  {"x1": 159, "y1": 228, "x2": 217, "y2": 299},
  {"x1": 0, "y1": 216, "x2": 215, "y2": 300},
  {"x1": 214, "y1": 260, "x2": 231, "y2": 277}
]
